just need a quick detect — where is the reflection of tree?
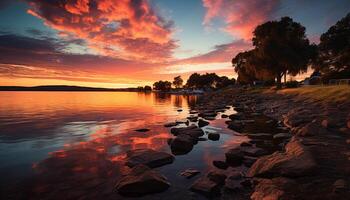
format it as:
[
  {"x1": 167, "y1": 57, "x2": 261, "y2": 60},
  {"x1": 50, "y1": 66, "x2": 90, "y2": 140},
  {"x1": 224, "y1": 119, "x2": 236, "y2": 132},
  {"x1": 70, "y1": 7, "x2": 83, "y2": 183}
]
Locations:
[
  {"x1": 173, "y1": 95, "x2": 182, "y2": 108},
  {"x1": 153, "y1": 92, "x2": 171, "y2": 104},
  {"x1": 185, "y1": 95, "x2": 197, "y2": 109}
]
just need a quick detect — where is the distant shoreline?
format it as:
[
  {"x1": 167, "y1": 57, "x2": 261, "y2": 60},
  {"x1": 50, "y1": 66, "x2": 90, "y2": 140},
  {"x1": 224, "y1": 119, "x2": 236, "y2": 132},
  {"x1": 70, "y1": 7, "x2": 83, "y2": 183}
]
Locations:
[{"x1": 0, "y1": 85, "x2": 145, "y2": 92}]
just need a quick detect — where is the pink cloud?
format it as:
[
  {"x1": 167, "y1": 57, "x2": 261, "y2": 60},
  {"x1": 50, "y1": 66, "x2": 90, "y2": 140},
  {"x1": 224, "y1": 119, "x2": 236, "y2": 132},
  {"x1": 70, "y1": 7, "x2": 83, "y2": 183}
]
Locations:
[
  {"x1": 25, "y1": 0, "x2": 177, "y2": 61},
  {"x1": 202, "y1": 0, "x2": 280, "y2": 40}
]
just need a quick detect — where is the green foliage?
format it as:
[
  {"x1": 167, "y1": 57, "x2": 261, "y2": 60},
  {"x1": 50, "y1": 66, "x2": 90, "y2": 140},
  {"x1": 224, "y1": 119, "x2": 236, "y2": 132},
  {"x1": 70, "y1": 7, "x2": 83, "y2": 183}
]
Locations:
[{"x1": 153, "y1": 80, "x2": 172, "y2": 91}]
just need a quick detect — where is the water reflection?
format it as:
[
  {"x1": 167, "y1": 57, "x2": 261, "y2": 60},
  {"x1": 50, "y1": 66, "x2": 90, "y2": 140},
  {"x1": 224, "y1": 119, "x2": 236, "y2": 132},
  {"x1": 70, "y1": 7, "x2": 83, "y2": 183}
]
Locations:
[{"x1": 0, "y1": 91, "x2": 242, "y2": 199}]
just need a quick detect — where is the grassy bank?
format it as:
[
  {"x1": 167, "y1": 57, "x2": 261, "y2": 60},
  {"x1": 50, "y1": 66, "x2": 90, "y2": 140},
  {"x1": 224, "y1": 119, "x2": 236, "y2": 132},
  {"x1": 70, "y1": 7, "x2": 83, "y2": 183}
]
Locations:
[{"x1": 277, "y1": 85, "x2": 350, "y2": 103}]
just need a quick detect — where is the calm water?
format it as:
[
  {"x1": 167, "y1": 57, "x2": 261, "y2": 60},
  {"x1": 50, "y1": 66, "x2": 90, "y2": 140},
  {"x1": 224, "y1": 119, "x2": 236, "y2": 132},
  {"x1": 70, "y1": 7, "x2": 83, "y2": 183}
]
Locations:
[{"x1": 0, "y1": 91, "x2": 244, "y2": 199}]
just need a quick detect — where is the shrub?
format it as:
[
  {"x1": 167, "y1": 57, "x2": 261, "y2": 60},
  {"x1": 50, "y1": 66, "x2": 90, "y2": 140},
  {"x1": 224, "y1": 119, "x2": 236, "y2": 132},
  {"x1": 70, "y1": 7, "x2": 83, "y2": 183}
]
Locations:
[{"x1": 285, "y1": 81, "x2": 299, "y2": 88}]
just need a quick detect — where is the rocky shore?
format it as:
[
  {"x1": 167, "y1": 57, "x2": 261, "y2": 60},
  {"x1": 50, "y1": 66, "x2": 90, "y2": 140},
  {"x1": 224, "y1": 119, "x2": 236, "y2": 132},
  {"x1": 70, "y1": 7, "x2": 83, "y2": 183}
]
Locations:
[
  {"x1": 114, "y1": 86, "x2": 350, "y2": 199},
  {"x1": 194, "y1": 87, "x2": 350, "y2": 199}
]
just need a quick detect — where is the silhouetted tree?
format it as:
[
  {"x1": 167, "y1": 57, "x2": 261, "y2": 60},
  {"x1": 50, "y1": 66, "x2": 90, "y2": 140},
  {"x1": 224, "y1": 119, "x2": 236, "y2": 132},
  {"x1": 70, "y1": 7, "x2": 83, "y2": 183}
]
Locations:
[
  {"x1": 153, "y1": 81, "x2": 172, "y2": 91},
  {"x1": 144, "y1": 85, "x2": 152, "y2": 91},
  {"x1": 172, "y1": 76, "x2": 183, "y2": 88},
  {"x1": 185, "y1": 73, "x2": 233, "y2": 89},
  {"x1": 251, "y1": 17, "x2": 316, "y2": 88},
  {"x1": 317, "y1": 13, "x2": 350, "y2": 77}
]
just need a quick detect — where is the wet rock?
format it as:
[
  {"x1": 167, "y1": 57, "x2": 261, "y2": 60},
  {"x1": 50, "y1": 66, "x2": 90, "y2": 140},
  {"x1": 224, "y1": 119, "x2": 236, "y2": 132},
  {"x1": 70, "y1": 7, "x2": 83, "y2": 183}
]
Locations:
[
  {"x1": 243, "y1": 156, "x2": 258, "y2": 167},
  {"x1": 333, "y1": 179, "x2": 347, "y2": 193},
  {"x1": 171, "y1": 125, "x2": 204, "y2": 137},
  {"x1": 224, "y1": 171, "x2": 243, "y2": 190},
  {"x1": 225, "y1": 148, "x2": 244, "y2": 165},
  {"x1": 226, "y1": 121, "x2": 244, "y2": 132},
  {"x1": 247, "y1": 138, "x2": 317, "y2": 178},
  {"x1": 273, "y1": 133, "x2": 291, "y2": 141},
  {"x1": 177, "y1": 109, "x2": 183, "y2": 112},
  {"x1": 187, "y1": 116, "x2": 198, "y2": 122},
  {"x1": 170, "y1": 134, "x2": 194, "y2": 155},
  {"x1": 164, "y1": 122, "x2": 177, "y2": 127},
  {"x1": 208, "y1": 133, "x2": 220, "y2": 141},
  {"x1": 221, "y1": 114, "x2": 228, "y2": 118},
  {"x1": 189, "y1": 110, "x2": 198, "y2": 114},
  {"x1": 241, "y1": 147, "x2": 268, "y2": 157},
  {"x1": 198, "y1": 119, "x2": 210, "y2": 127},
  {"x1": 212, "y1": 160, "x2": 229, "y2": 170},
  {"x1": 247, "y1": 133, "x2": 273, "y2": 140},
  {"x1": 199, "y1": 111, "x2": 217, "y2": 118},
  {"x1": 229, "y1": 113, "x2": 244, "y2": 120},
  {"x1": 240, "y1": 141, "x2": 253, "y2": 147},
  {"x1": 293, "y1": 120, "x2": 328, "y2": 137},
  {"x1": 251, "y1": 177, "x2": 297, "y2": 200},
  {"x1": 126, "y1": 149, "x2": 175, "y2": 168},
  {"x1": 190, "y1": 177, "x2": 220, "y2": 197},
  {"x1": 180, "y1": 169, "x2": 200, "y2": 179},
  {"x1": 116, "y1": 164, "x2": 170, "y2": 196},
  {"x1": 135, "y1": 128, "x2": 150, "y2": 132},
  {"x1": 207, "y1": 171, "x2": 227, "y2": 185}
]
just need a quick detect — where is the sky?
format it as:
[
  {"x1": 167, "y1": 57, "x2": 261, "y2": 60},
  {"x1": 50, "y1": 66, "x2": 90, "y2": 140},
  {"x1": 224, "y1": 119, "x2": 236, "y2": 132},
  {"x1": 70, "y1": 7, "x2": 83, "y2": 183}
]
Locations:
[{"x1": 0, "y1": 0, "x2": 349, "y2": 88}]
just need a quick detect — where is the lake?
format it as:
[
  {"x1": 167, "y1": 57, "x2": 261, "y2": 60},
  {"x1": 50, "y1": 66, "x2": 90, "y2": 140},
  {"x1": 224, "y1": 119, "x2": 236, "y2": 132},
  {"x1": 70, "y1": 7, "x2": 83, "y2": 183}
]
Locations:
[{"x1": 0, "y1": 91, "x2": 244, "y2": 199}]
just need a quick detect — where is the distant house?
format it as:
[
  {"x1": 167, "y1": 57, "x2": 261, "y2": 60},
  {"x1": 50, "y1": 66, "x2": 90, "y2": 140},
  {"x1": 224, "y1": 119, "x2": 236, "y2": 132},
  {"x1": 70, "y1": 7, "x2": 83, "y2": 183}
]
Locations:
[{"x1": 304, "y1": 71, "x2": 321, "y2": 85}]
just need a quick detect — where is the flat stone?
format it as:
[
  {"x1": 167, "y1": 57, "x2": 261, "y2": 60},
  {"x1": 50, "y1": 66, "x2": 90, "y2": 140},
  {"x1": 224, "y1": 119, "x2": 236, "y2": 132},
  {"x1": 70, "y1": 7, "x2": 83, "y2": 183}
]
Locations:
[
  {"x1": 190, "y1": 177, "x2": 220, "y2": 197},
  {"x1": 212, "y1": 160, "x2": 229, "y2": 169},
  {"x1": 180, "y1": 169, "x2": 200, "y2": 179},
  {"x1": 247, "y1": 138, "x2": 317, "y2": 178},
  {"x1": 126, "y1": 149, "x2": 175, "y2": 168},
  {"x1": 241, "y1": 147, "x2": 269, "y2": 157},
  {"x1": 251, "y1": 177, "x2": 297, "y2": 200},
  {"x1": 207, "y1": 171, "x2": 227, "y2": 185},
  {"x1": 208, "y1": 133, "x2": 220, "y2": 141},
  {"x1": 116, "y1": 164, "x2": 170, "y2": 196},
  {"x1": 135, "y1": 128, "x2": 150, "y2": 132}
]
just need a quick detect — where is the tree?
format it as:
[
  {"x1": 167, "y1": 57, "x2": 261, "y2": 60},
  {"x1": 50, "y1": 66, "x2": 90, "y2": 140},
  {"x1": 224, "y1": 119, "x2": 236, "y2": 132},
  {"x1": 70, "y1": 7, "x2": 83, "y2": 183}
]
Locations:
[
  {"x1": 251, "y1": 17, "x2": 316, "y2": 88},
  {"x1": 172, "y1": 76, "x2": 183, "y2": 89},
  {"x1": 144, "y1": 85, "x2": 152, "y2": 91},
  {"x1": 317, "y1": 13, "x2": 350, "y2": 77},
  {"x1": 153, "y1": 80, "x2": 172, "y2": 91},
  {"x1": 232, "y1": 50, "x2": 259, "y2": 84}
]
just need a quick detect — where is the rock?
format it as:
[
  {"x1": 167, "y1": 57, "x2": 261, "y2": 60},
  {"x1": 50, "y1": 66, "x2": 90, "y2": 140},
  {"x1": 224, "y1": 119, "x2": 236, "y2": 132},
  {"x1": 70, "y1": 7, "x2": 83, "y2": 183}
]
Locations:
[
  {"x1": 224, "y1": 171, "x2": 243, "y2": 190},
  {"x1": 212, "y1": 160, "x2": 229, "y2": 170},
  {"x1": 135, "y1": 128, "x2": 150, "y2": 132},
  {"x1": 207, "y1": 171, "x2": 227, "y2": 185},
  {"x1": 273, "y1": 132, "x2": 291, "y2": 141},
  {"x1": 170, "y1": 134, "x2": 194, "y2": 155},
  {"x1": 240, "y1": 141, "x2": 253, "y2": 147},
  {"x1": 221, "y1": 114, "x2": 228, "y2": 118},
  {"x1": 198, "y1": 119, "x2": 210, "y2": 127},
  {"x1": 199, "y1": 111, "x2": 217, "y2": 118},
  {"x1": 293, "y1": 120, "x2": 328, "y2": 137},
  {"x1": 116, "y1": 164, "x2": 170, "y2": 196},
  {"x1": 226, "y1": 121, "x2": 244, "y2": 132},
  {"x1": 241, "y1": 147, "x2": 269, "y2": 157},
  {"x1": 189, "y1": 110, "x2": 198, "y2": 114},
  {"x1": 251, "y1": 177, "x2": 297, "y2": 200},
  {"x1": 126, "y1": 149, "x2": 175, "y2": 168},
  {"x1": 180, "y1": 169, "x2": 200, "y2": 179},
  {"x1": 208, "y1": 133, "x2": 220, "y2": 141},
  {"x1": 190, "y1": 177, "x2": 220, "y2": 197},
  {"x1": 164, "y1": 122, "x2": 177, "y2": 127},
  {"x1": 347, "y1": 120, "x2": 350, "y2": 129},
  {"x1": 247, "y1": 133, "x2": 273, "y2": 140},
  {"x1": 333, "y1": 179, "x2": 347, "y2": 192},
  {"x1": 247, "y1": 138, "x2": 317, "y2": 178},
  {"x1": 171, "y1": 125, "x2": 204, "y2": 137},
  {"x1": 225, "y1": 148, "x2": 244, "y2": 165},
  {"x1": 187, "y1": 116, "x2": 198, "y2": 122},
  {"x1": 177, "y1": 109, "x2": 183, "y2": 112},
  {"x1": 229, "y1": 113, "x2": 244, "y2": 120},
  {"x1": 204, "y1": 116, "x2": 216, "y2": 121},
  {"x1": 321, "y1": 118, "x2": 342, "y2": 129},
  {"x1": 243, "y1": 156, "x2": 258, "y2": 167}
]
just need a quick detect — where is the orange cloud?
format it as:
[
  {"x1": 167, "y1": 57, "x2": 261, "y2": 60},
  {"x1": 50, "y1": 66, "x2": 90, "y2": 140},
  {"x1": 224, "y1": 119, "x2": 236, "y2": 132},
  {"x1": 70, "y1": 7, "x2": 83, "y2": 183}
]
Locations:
[
  {"x1": 202, "y1": 0, "x2": 280, "y2": 40},
  {"x1": 26, "y1": 0, "x2": 177, "y2": 61}
]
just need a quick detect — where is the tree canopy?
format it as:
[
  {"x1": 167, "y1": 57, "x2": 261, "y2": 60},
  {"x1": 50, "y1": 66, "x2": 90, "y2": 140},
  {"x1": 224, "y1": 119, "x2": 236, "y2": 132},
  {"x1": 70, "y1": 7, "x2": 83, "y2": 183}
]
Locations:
[
  {"x1": 317, "y1": 13, "x2": 350, "y2": 76},
  {"x1": 153, "y1": 80, "x2": 172, "y2": 91},
  {"x1": 186, "y1": 73, "x2": 235, "y2": 89},
  {"x1": 172, "y1": 76, "x2": 183, "y2": 88}
]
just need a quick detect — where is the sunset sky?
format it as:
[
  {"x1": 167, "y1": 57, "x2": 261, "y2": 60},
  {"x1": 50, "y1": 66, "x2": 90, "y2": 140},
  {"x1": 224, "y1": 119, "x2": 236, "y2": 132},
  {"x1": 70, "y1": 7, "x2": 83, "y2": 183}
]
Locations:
[{"x1": 0, "y1": 0, "x2": 349, "y2": 88}]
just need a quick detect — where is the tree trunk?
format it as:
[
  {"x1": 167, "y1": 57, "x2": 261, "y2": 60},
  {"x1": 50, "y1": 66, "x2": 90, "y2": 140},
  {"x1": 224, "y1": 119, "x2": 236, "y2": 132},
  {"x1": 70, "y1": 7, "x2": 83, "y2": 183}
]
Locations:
[
  {"x1": 284, "y1": 71, "x2": 287, "y2": 84},
  {"x1": 276, "y1": 74, "x2": 282, "y2": 89}
]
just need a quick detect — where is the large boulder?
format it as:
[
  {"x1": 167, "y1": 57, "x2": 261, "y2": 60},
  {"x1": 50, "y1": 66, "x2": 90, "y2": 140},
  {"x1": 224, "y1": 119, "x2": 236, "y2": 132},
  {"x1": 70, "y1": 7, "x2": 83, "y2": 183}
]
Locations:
[
  {"x1": 247, "y1": 138, "x2": 317, "y2": 178},
  {"x1": 126, "y1": 149, "x2": 175, "y2": 168},
  {"x1": 116, "y1": 164, "x2": 170, "y2": 196},
  {"x1": 251, "y1": 177, "x2": 297, "y2": 200},
  {"x1": 225, "y1": 148, "x2": 244, "y2": 165},
  {"x1": 171, "y1": 125, "x2": 204, "y2": 137},
  {"x1": 198, "y1": 119, "x2": 210, "y2": 127},
  {"x1": 226, "y1": 121, "x2": 244, "y2": 132},
  {"x1": 208, "y1": 133, "x2": 220, "y2": 141}
]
